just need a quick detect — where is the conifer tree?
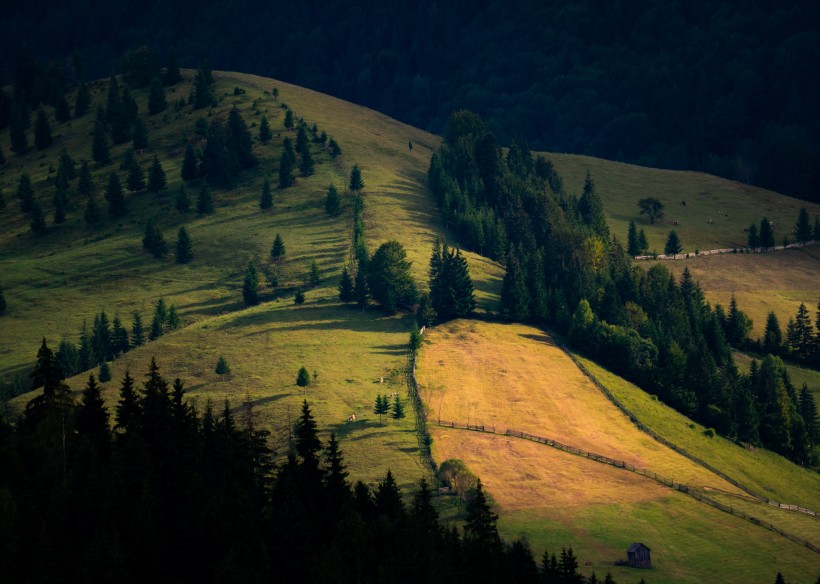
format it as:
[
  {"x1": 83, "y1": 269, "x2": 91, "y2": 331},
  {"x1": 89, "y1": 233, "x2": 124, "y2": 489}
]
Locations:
[
  {"x1": 142, "y1": 218, "x2": 167, "y2": 258},
  {"x1": 324, "y1": 432, "x2": 349, "y2": 504},
  {"x1": 215, "y1": 356, "x2": 231, "y2": 380},
  {"x1": 55, "y1": 93, "x2": 71, "y2": 123},
  {"x1": 763, "y1": 311, "x2": 782, "y2": 355},
  {"x1": 34, "y1": 106, "x2": 53, "y2": 150},
  {"x1": 464, "y1": 479, "x2": 500, "y2": 548},
  {"x1": 799, "y1": 384, "x2": 818, "y2": 449},
  {"x1": 354, "y1": 264, "x2": 370, "y2": 310},
  {"x1": 294, "y1": 288, "x2": 305, "y2": 304},
  {"x1": 121, "y1": 87, "x2": 138, "y2": 126},
  {"x1": 174, "y1": 183, "x2": 190, "y2": 211},
  {"x1": 29, "y1": 198, "x2": 47, "y2": 233},
  {"x1": 147, "y1": 156, "x2": 167, "y2": 194},
  {"x1": 163, "y1": 49, "x2": 182, "y2": 85},
  {"x1": 349, "y1": 164, "x2": 365, "y2": 192},
  {"x1": 76, "y1": 373, "x2": 111, "y2": 457},
  {"x1": 243, "y1": 261, "x2": 259, "y2": 306},
  {"x1": 148, "y1": 77, "x2": 167, "y2": 115},
  {"x1": 175, "y1": 226, "x2": 193, "y2": 264},
  {"x1": 813, "y1": 216, "x2": 820, "y2": 241},
  {"x1": 664, "y1": 230, "x2": 682, "y2": 255},
  {"x1": 299, "y1": 147, "x2": 314, "y2": 177},
  {"x1": 131, "y1": 312, "x2": 145, "y2": 346},
  {"x1": 270, "y1": 233, "x2": 286, "y2": 260},
  {"x1": 74, "y1": 82, "x2": 91, "y2": 118},
  {"x1": 308, "y1": 259, "x2": 321, "y2": 287},
  {"x1": 500, "y1": 252, "x2": 529, "y2": 321},
  {"x1": 259, "y1": 178, "x2": 273, "y2": 209},
  {"x1": 284, "y1": 109, "x2": 294, "y2": 130},
  {"x1": 760, "y1": 217, "x2": 775, "y2": 249},
  {"x1": 296, "y1": 367, "x2": 311, "y2": 388},
  {"x1": 329, "y1": 137, "x2": 341, "y2": 156},
  {"x1": 127, "y1": 158, "x2": 145, "y2": 192},
  {"x1": 16, "y1": 173, "x2": 35, "y2": 213},
  {"x1": 111, "y1": 315, "x2": 130, "y2": 355},
  {"x1": 84, "y1": 194, "x2": 101, "y2": 225},
  {"x1": 278, "y1": 137, "x2": 296, "y2": 188},
  {"x1": 78, "y1": 160, "x2": 95, "y2": 197},
  {"x1": 338, "y1": 266, "x2": 354, "y2": 303},
  {"x1": 324, "y1": 184, "x2": 341, "y2": 216},
  {"x1": 578, "y1": 171, "x2": 609, "y2": 239},
  {"x1": 258, "y1": 115, "x2": 272, "y2": 144},
  {"x1": 104, "y1": 172, "x2": 127, "y2": 217},
  {"x1": 795, "y1": 207, "x2": 812, "y2": 243},
  {"x1": 373, "y1": 394, "x2": 390, "y2": 423},
  {"x1": 227, "y1": 105, "x2": 256, "y2": 169},
  {"x1": 53, "y1": 187, "x2": 67, "y2": 224},
  {"x1": 149, "y1": 312, "x2": 164, "y2": 340},
  {"x1": 115, "y1": 370, "x2": 140, "y2": 430},
  {"x1": 374, "y1": 469, "x2": 405, "y2": 519},
  {"x1": 391, "y1": 393, "x2": 406, "y2": 420},
  {"x1": 0, "y1": 287, "x2": 6, "y2": 315},
  {"x1": 627, "y1": 219, "x2": 641, "y2": 256},
  {"x1": 367, "y1": 240, "x2": 418, "y2": 312},
  {"x1": 132, "y1": 117, "x2": 148, "y2": 150},
  {"x1": 197, "y1": 183, "x2": 214, "y2": 214},
  {"x1": 98, "y1": 361, "x2": 112, "y2": 383},
  {"x1": 181, "y1": 143, "x2": 198, "y2": 182},
  {"x1": 793, "y1": 302, "x2": 814, "y2": 358},
  {"x1": 92, "y1": 119, "x2": 110, "y2": 164},
  {"x1": 747, "y1": 223, "x2": 760, "y2": 249}
]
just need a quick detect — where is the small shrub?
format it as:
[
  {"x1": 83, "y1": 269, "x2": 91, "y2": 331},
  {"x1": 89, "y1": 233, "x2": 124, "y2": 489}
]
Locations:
[
  {"x1": 703, "y1": 428, "x2": 715, "y2": 438},
  {"x1": 294, "y1": 289, "x2": 305, "y2": 304}
]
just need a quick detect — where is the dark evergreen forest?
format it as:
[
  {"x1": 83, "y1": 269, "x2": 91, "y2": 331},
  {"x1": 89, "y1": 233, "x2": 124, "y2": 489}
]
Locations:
[{"x1": 2, "y1": 0, "x2": 819, "y2": 202}]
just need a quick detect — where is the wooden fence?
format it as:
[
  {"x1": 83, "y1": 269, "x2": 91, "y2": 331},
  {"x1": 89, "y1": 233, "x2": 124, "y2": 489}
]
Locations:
[
  {"x1": 433, "y1": 419, "x2": 819, "y2": 554},
  {"x1": 547, "y1": 330, "x2": 819, "y2": 519}
]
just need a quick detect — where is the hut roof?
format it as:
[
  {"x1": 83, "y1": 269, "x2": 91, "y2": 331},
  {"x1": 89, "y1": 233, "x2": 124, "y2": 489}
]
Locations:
[{"x1": 628, "y1": 543, "x2": 650, "y2": 553}]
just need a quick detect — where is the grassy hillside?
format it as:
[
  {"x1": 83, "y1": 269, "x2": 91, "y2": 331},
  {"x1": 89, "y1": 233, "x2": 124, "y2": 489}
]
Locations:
[
  {"x1": 0, "y1": 71, "x2": 503, "y2": 488},
  {"x1": 547, "y1": 152, "x2": 820, "y2": 254},
  {"x1": 416, "y1": 320, "x2": 820, "y2": 583}
]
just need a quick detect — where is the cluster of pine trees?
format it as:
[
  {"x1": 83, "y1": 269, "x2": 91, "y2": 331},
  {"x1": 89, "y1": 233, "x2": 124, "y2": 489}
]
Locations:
[
  {"x1": 54, "y1": 299, "x2": 179, "y2": 379},
  {"x1": 428, "y1": 111, "x2": 817, "y2": 464},
  {"x1": 756, "y1": 302, "x2": 820, "y2": 367},
  {"x1": 0, "y1": 340, "x2": 624, "y2": 584}
]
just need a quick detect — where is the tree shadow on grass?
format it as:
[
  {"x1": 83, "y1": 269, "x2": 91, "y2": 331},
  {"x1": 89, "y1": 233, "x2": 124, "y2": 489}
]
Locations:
[
  {"x1": 519, "y1": 332, "x2": 558, "y2": 347},
  {"x1": 331, "y1": 419, "x2": 383, "y2": 440}
]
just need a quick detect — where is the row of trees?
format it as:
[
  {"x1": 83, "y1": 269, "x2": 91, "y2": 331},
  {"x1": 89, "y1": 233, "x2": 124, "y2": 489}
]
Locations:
[
  {"x1": 758, "y1": 302, "x2": 820, "y2": 366},
  {"x1": 0, "y1": 342, "x2": 623, "y2": 583},
  {"x1": 429, "y1": 111, "x2": 816, "y2": 463},
  {"x1": 53, "y1": 299, "x2": 180, "y2": 379}
]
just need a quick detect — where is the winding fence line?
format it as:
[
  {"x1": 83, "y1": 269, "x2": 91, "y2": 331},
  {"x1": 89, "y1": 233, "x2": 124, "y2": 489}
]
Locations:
[
  {"x1": 433, "y1": 419, "x2": 819, "y2": 554},
  {"x1": 547, "y1": 329, "x2": 818, "y2": 519},
  {"x1": 634, "y1": 239, "x2": 818, "y2": 260}
]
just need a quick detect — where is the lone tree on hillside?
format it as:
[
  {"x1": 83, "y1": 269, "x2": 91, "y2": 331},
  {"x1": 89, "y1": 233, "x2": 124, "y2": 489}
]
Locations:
[
  {"x1": 175, "y1": 227, "x2": 193, "y2": 263},
  {"x1": 215, "y1": 356, "x2": 231, "y2": 380},
  {"x1": 627, "y1": 219, "x2": 641, "y2": 256},
  {"x1": 324, "y1": 184, "x2": 341, "y2": 216},
  {"x1": 147, "y1": 156, "x2": 167, "y2": 194},
  {"x1": 638, "y1": 197, "x2": 664, "y2": 224},
  {"x1": 296, "y1": 366, "x2": 311, "y2": 388},
  {"x1": 242, "y1": 261, "x2": 259, "y2": 306},
  {"x1": 258, "y1": 116, "x2": 272, "y2": 144},
  {"x1": 349, "y1": 164, "x2": 365, "y2": 192},
  {"x1": 105, "y1": 172, "x2": 127, "y2": 218},
  {"x1": 391, "y1": 394, "x2": 406, "y2": 420},
  {"x1": 259, "y1": 178, "x2": 273, "y2": 209},
  {"x1": 270, "y1": 233, "x2": 286, "y2": 260},
  {"x1": 795, "y1": 207, "x2": 812, "y2": 243},
  {"x1": 747, "y1": 223, "x2": 760, "y2": 249},
  {"x1": 127, "y1": 158, "x2": 146, "y2": 192},
  {"x1": 197, "y1": 184, "x2": 215, "y2": 215},
  {"x1": 181, "y1": 144, "x2": 198, "y2": 182},
  {"x1": 760, "y1": 217, "x2": 775, "y2": 248},
  {"x1": 664, "y1": 230, "x2": 682, "y2": 256}
]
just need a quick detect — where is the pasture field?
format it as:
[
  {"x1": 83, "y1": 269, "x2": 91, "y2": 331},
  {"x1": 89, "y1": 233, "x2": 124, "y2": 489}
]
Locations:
[
  {"x1": 662, "y1": 245, "x2": 820, "y2": 340},
  {"x1": 416, "y1": 320, "x2": 820, "y2": 582},
  {"x1": 547, "y1": 152, "x2": 820, "y2": 254}
]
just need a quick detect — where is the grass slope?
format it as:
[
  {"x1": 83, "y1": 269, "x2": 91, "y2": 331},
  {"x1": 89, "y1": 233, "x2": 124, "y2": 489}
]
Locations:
[
  {"x1": 416, "y1": 320, "x2": 820, "y2": 583},
  {"x1": 547, "y1": 152, "x2": 820, "y2": 254},
  {"x1": 0, "y1": 71, "x2": 501, "y2": 487}
]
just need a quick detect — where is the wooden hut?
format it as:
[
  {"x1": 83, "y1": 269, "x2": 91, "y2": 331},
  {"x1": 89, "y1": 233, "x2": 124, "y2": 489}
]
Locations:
[{"x1": 627, "y1": 543, "x2": 651, "y2": 568}]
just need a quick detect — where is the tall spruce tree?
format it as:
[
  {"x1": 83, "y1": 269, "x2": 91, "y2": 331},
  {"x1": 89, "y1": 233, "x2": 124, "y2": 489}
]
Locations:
[
  {"x1": 29, "y1": 198, "x2": 47, "y2": 233},
  {"x1": 131, "y1": 312, "x2": 145, "y2": 346},
  {"x1": 142, "y1": 218, "x2": 167, "y2": 258},
  {"x1": 760, "y1": 217, "x2": 775, "y2": 249},
  {"x1": 16, "y1": 173, "x2": 35, "y2": 213},
  {"x1": 578, "y1": 171, "x2": 608, "y2": 239},
  {"x1": 338, "y1": 266, "x2": 354, "y2": 303},
  {"x1": 664, "y1": 230, "x2": 682, "y2": 255},
  {"x1": 795, "y1": 207, "x2": 812, "y2": 243},
  {"x1": 258, "y1": 116, "x2": 272, "y2": 144},
  {"x1": 259, "y1": 178, "x2": 273, "y2": 209},
  {"x1": 197, "y1": 183, "x2": 214, "y2": 214},
  {"x1": 278, "y1": 137, "x2": 296, "y2": 188},
  {"x1": 354, "y1": 265, "x2": 370, "y2": 310},
  {"x1": 147, "y1": 156, "x2": 167, "y2": 194},
  {"x1": 349, "y1": 164, "x2": 365, "y2": 192},
  {"x1": 747, "y1": 223, "x2": 760, "y2": 249},
  {"x1": 52, "y1": 186, "x2": 67, "y2": 224},
  {"x1": 228, "y1": 105, "x2": 256, "y2": 169},
  {"x1": 270, "y1": 233, "x2": 286, "y2": 260},
  {"x1": 762, "y1": 311, "x2": 782, "y2": 355},
  {"x1": 115, "y1": 370, "x2": 140, "y2": 430},
  {"x1": 74, "y1": 82, "x2": 91, "y2": 118},
  {"x1": 627, "y1": 219, "x2": 641, "y2": 256},
  {"x1": 127, "y1": 158, "x2": 145, "y2": 192},
  {"x1": 324, "y1": 184, "x2": 341, "y2": 216},
  {"x1": 91, "y1": 119, "x2": 110, "y2": 164},
  {"x1": 78, "y1": 160, "x2": 95, "y2": 196},
  {"x1": 84, "y1": 194, "x2": 101, "y2": 225},
  {"x1": 175, "y1": 227, "x2": 193, "y2": 263},
  {"x1": 163, "y1": 49, "x2": 182, "y2": 85},
  {"x1": 367, "y1": 240, "x2": 418, "y2": 312},
  {"x1": 104, "y1": 172, "x2": 126, "y2": 217},
  {"x1": 181, "y1": 143, "x2": 198, "y2": 182},
  {"x1": 243, "y1": 261, "x2": 259, "y2": 306}
]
